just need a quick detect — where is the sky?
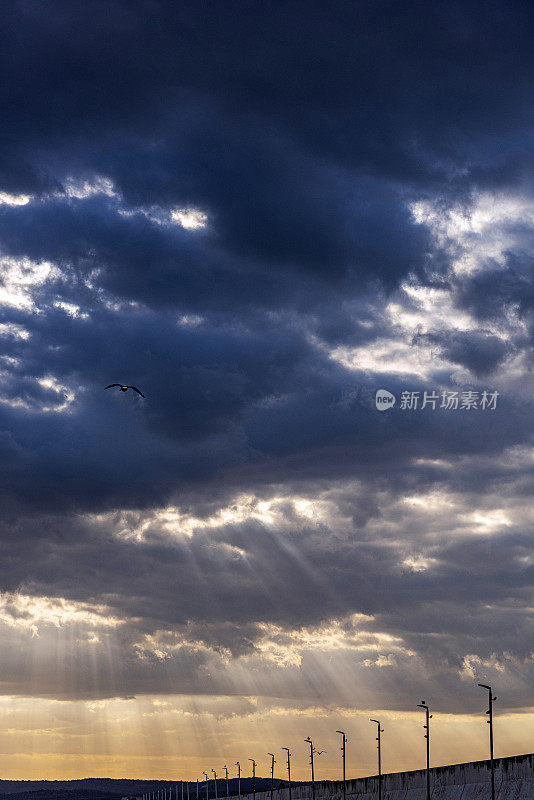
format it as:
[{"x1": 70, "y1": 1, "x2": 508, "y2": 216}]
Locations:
[{"x1": 0, "y1": 0, "x2": 533, "y2": 782}]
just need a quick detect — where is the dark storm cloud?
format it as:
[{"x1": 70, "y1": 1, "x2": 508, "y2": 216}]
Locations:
[
  {"x1": 455, "y1": 251, "x2": 534, "y2": 324},
  {"x1": 3, "y1": 0, "x2": 534, "y2": 185},
  {"x1": 1, "y1": 0, "x2": 534, "y2": 715},
  {"x1": 0, "y1": 291, "x2": 530, "y2": 515},
  {"x1": 414, "y1": 330, "x2": 512, "y2": 375}
]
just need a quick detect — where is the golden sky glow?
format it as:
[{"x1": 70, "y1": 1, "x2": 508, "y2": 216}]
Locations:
[{"x1": 0, "y1": 695, "x2": 532, "y2": 780}]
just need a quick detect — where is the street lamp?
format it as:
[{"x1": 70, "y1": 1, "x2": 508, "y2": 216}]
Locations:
[
  {"x1": 196, "y1": 779, "x2": 199, "y2": 800},
  {"x1": 417, "y1": 701, "x2": 432, "y2": 800},
  {"x1": 370, "y1": 719, "x2": 384, "y2": 800},
  {"x1": 268, "y1": 753, "x2": 276, "y2": 800},
  {"x1": 223, "y1": 765, "x2": 229, "y2": 799},
  {"x1": 336, "y1": 731, "x2": 347, "y2": 800},
  {"x1": 282, "y1": 748, "x2": 292, "y2": 800},
  {"x1": 304, "y1": 737, "x2": 315, "y2": 800},
  {"x1": 249, "y1": 759, "x2": 256, "y2": 800},
  {"x1": 203, "y1": 772, "x2": 209, "y2": 800},
  {"x1": 212, "y1": 771, "x2": 218, "y2": 800},
  {"x1": 235, "y1": 762, "x2": 241, "y2": 798},
  {"x1": 304, "y1": 737, "x2": 325, "y2": 800},
  {"x1": 478, "y1": 683, "x2": 497, "y2": 800}
]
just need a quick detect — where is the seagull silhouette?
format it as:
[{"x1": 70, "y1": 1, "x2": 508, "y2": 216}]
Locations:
[{"x1": 104, "y1": 384, "x2": 145, "y2": 397}]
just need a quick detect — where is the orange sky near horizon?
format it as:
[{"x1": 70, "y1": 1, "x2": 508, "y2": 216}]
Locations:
[{"x1": 0, "y1": 695, "x2": 532, "y2": 782}]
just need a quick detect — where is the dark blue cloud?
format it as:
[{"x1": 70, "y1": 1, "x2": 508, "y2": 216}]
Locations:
[
  {"x1": 414, "y1": 330, "x2": 512, "y2": 375},
  {"x1": 1, "y1": 0, "x2": 534, "y2": 714}
]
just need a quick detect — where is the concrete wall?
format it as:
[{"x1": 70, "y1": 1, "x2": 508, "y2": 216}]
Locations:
[{"x1": 242, "y1": 753, "x2": 534, "y2": 800}]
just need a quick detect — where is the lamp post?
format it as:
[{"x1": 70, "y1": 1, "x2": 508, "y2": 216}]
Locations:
[
  {"x1": 203, "y1": 772, "x2": 209, "y2": 800},
  {"x1": 249, "y1": 759, "x2": 256, "y2": 800},
  {"x1": 282, "y1": 748, "x2": 292, "y2": 800},
  {"x1": 370, "y1": 720, "x2": 383, "y2": 800},
  {"x1": 304, "y1": 737, "x2": 315, "y2": 800},
  {"x1": 417, "y1": 701, "x2": 432, "y2": 800},
  {"x1": 223, "y1": 765, "x2": 229, "y2": 799},
  {"x1": 196, "y1": 779, "x2": 199, "y2": 800},
  {"x1": 335, "y1": 731, "x2": 347, "y2": 800},
  {"x1": 478, "y1": 683, "x2": 497, "y2": 800},
  {"x1": 304, "y1": 737, "x2": 324, "y2": 800},
  {"x1": 268, "y1": 753, "x2": 276, "y2": 800},
  {"x1": 235, "y1": 762, "x2": 241, "y2": 798},
  {"x1": 212, "y1": 771, "x2": 218, "y2": 800}
]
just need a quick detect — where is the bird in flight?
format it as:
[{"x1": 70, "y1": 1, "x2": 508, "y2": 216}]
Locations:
[{"x1": 104, "y1": 384, "x2": 145, "y2": 397}]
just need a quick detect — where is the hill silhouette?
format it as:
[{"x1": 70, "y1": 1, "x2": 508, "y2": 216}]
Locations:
[{"x1": 0, "y1": 777, "x2": 305, "y2": 800}]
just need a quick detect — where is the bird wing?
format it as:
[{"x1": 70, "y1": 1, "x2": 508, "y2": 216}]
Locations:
[
  {"x1": 128, "y1": 386, "x2": 145, "y2": 397},
  {"x1": 104, "y1": 384, "x2": 121, "y2": 389}
]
